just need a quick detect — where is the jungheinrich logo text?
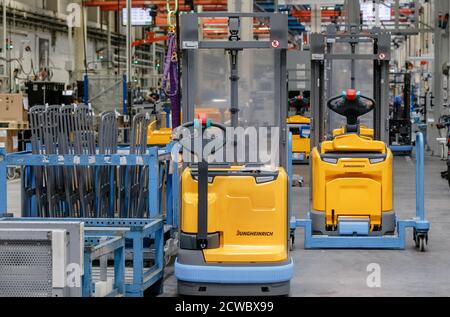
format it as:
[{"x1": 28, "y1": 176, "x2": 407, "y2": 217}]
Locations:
[{"x1": 236, "y1": 230, "x2": 273, "y2": 237}]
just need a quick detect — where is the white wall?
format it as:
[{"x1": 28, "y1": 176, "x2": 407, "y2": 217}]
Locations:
[
  {"x1": 2, "y1": 0, "x2": 110, "y2": 88},
  {"x1": 17, "y1": 0, "x2": 44, "y2": 9},
  {"x1": 7, "y1": 22, "x2": 98, "y2": 85}
]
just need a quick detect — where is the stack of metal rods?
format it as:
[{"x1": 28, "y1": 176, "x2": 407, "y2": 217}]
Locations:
[
  {"x1": 119, "y1": 113, "x2": 152, "y2": 218},
  {"x1": 26, "y1": 105, "x2": 152, "y2": 218}
]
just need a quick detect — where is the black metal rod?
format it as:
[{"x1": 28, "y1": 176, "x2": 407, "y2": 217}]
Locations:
[
  {"x1": 350, "y1": 43, "x2": 356, "y2": 89},
  {"x1": 229, "y1": 50, "x2": 239, "y2": 128},
  {"x1": 197, "y1": 159, "x2": 208, "y2": 248}
]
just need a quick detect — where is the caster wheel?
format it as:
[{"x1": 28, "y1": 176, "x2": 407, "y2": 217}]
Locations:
[
  {"x1": 419, "y1": 236, "x2": 426, "y2": 252},
  {"x1": 448, "y1": 166, "x2": 450, "y2": 187},
  {"x1": 144, "y1": 277, "x2": 164, "y2": 296},
  {"x1": 413, "y1": 229, "x2": 419, "y2": 248},
  {"x1": 289, "y1": 234, "x2": 295, "y2": 251},
  {"x1": 7, "y1": 168, "x2": 17, "y2": 180},
  {"x1": 164, "y1": 254, "x2": 171, "y2": 266}
]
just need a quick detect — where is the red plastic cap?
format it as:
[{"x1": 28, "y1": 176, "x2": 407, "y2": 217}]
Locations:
[
  {"x1": 346, "y1": 89, "x2": 357, "y2": 101},
  {"x1": 197, "y1": 112, "x2": 207, "y2": 125},
  {"x1": 296, "y1": 95, "x2": 302, "y2": 101}
]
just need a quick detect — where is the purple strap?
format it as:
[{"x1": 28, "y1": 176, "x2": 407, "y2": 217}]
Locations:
[{"x1": 162, "y1": 32, "x2": 180, "y2": 128}]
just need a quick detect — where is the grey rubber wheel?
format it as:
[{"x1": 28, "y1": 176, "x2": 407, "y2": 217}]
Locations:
[{"x1": 419, "y1": 236, "x2": 426, "y2": 252}]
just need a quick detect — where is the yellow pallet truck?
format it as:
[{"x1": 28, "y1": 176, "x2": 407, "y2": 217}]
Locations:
[
  {"x1": 290, "y1": 26, "x2": 429, "y2": 251},
  {"x1": 287, "y1": 114, "x2": 310, "y2": 163},
  {"x1": 174, "y1": 12, "x2": 293, "y2": 296},
  {"x1": 287, "y1": 94, "x2": 310, "y2": 163}
]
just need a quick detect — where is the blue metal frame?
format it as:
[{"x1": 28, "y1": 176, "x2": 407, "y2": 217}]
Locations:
[
  {"x1": 6, "y1": 217, "x2": 164, "y2": 297},
  {"x1": 83, "y1": 74, "x2": 89, "y2": 105},
  {"x1": 80, "y1": 218, "x2": 164, "y2": 297},
  {"x1": 290, "y1": 132, "x2": 430, "y2": 249},
  {"x1": 390, "y1": 144, "x2": 413, "y2": 154},
  {"x1": 0, "y1": 143, "x2": 179, "y2": 297},
  {"x1": 164, "y1": 142, "x2": 179, "y2": 230},
  {"x1": 0, "y1": 145, "x2": 179, "y2": 227},
  {"x1": 0, "y1": 216, "x2": 127, "y2": 297},
  {"x1": 83, "y1": 235, "x2": 126, "y2": 297},
  {"x1": 164, "y1": 107, "x2": 171, "y2": 128},
  {"x1": 0, "y1": 147, "x2": 160, "y2": 216}
]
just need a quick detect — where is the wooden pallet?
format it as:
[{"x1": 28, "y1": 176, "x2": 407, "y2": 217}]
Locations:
[{"x1": 0, "y1": 121, "x2": 29, "y2": 129}]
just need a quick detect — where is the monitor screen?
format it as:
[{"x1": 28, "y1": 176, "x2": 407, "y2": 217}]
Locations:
[
  {"x1": 122, "y1": 8, "x2": 154, "y2": 26},
  {"x1": 361, "y1": 2, "x2": 391, "y2": 22}
]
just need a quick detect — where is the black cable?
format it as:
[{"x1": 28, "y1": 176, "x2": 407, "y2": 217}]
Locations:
[{"x1": 0, "y1": 57, "x2": 30, "y2": 77}]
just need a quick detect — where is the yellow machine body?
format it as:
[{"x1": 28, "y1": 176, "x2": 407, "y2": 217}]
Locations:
[
  {"x1": 332, "y1": 125, "x2": 374, "y2": 139},
  {"x1": 181, "y1": 166, "x2": 288, "y2": 263},
  {"x1": 147, "y1": 120, "x2": 172, "y2": 145},
  {"x1": 311, "y1": 129, "x2": 393, "y2": 231},
  {"x1": 287, "y1": 115, "x2": 311, "y2": 158},
  {"x1": 292, "y1": 135, "x2": 310, "y2": 158},
  {"x1": 147, "y1": 127, "x2": 172, "y2": 145},
  {"x1": 287, "y1": 115, "x2": 310, "y2": 125}
]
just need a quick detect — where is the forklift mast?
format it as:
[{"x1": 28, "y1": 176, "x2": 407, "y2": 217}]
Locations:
[{"x1": 309, "y1": 24, "x2": 391, "y2": 146}]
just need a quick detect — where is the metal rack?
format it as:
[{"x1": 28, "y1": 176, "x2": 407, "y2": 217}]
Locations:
[
  {"x1": 0, "y1": 147, "x2": 174, "y2": 296},
  {"x1": 83, "y1": 234, "x2": 126, "y2": 297},
  {"x1": 0, "y1": 218, "x2": 127, "y2": 297},
  {"x1": 1, "y1": 217, "x2": 165, "y2": 297},
  {"x1": 0, "y1": 104, "x2": 180, "y2": 296}
]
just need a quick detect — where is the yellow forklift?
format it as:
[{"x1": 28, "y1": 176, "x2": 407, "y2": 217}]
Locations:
[
  {"x1": 290, "y1": 25, "x2": 429, "y2": 251},
  {"x1": 287, "y1": 92, "x2": 311, "y2": 163},
  {"x1": 174, "y1": 12, "x2": 293, "y2": 295}
]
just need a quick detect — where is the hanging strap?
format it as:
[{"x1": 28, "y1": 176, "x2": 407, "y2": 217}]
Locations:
[
  {"x1": 162, "y1": 31, "x2": 178, "y2": 97},
  {"x1": 162, "y1": 0, "x2": 180, "y2": 128}
]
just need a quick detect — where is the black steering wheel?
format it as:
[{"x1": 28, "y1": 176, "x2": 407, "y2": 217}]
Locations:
[
  {"x1": 174, "y1": 119, "x2": 227, "y2": 156},
  {"x1": 327, "y1": 90, "x2": 375, "y2": 126}
]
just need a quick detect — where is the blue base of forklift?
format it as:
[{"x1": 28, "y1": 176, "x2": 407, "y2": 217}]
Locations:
[
  {"x1": 390, "y1": 145, "x2": 413, "y2": 154},
  {"x1": 292, "y1": 153, "x2": 309, "y2": 164},
  {"x1": 174, "y1": 258, "x2": 294, "y2": 284},
  {"x1": 290, "y1": 216, "x2": 430, "y2": 249}
]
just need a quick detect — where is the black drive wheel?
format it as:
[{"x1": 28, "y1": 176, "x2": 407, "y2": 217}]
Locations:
[
  {"x1": 419, "y1": 236, "x2": 426, "y2": 252},
  {"x1": 448, "y1": 165, "x2": 450, "y2": 187},
  {"x1": 413, "y1": 228, "x2": 419, "y2": 248}
]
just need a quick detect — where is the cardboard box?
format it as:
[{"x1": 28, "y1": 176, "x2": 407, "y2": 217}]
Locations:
[
  {"x1": 0, "y1": 93, "x2": 28, "y2": 122},
  {"x1": 0, "y1": 129, "x2": 19, "y2": 153}
]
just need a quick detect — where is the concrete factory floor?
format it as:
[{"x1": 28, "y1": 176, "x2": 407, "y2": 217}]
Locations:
[{"x1": 5, "y1": 155, "x2": 450, "y2": 296}]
